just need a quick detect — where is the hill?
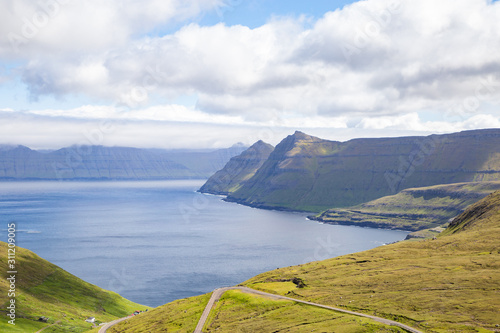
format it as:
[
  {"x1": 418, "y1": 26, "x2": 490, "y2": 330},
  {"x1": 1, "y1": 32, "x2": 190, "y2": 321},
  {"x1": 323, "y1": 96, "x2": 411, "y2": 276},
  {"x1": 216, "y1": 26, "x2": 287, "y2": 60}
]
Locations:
[
  {"x1": 199, "y1": 140, "x2": 274, "y2": 195},
  {"x1": 109, "y1": 191, "x2": 500, "y2": 332},
  {"x1": 444, "y1": 188, "x2": 500, "y2": 236},
  {"x1": 312, "y1": 181, "x2": 500, "y2": 231},
  {"x1": 0, "y1": 242, "x2": 149, "y2": 332},
  {"x1": 0, "y1": 144, "x2": 246, "y2": 180},
  {"x1": 224, "y1": 129, "x2": 500, "y2": 212}
]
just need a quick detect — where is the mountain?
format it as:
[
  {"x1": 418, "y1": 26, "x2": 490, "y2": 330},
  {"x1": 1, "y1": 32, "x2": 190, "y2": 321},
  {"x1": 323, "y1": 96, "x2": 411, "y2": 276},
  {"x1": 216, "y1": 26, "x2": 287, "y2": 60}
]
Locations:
[
  {"x1": 312, "y1": 181, "x2": 500, "y2": 231},
  {"x1": 110, "y1": 191, "x2": 500, "y2": 332},
  {"x1": 0, "y1": 242, "x2": 149, "y2": 332},
  {"x1": 225, "y1": 129, "x2": 500, "y2": 212},
  {"x1": 199, "y1": 140, "x2": 274, "y2": 195},
  {"x1": 0, "y1": 144, "x2": 247, "y2": 180}
]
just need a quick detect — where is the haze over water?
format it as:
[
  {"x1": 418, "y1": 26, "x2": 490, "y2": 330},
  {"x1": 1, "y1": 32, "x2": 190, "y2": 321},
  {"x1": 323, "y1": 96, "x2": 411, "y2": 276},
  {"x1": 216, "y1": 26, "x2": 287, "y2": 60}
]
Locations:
[{"x1": 0, "y1": 180, "x2": 408, "y2": 307}]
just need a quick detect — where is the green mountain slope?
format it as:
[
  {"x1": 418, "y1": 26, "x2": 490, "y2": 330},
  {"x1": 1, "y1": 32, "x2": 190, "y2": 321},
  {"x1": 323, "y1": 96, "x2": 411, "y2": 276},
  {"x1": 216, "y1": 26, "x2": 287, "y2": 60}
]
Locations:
[
  {"x1": 0, "y1": 242, "x2": 149, "y2": 332},
  {"x1": 444, "y1": 188, "x2": 500, "y2": 236},
  {"x1": 109, "y1": 190, "x2": 500, "y2": 332},
  {"x1": 226, "y1": 129, "x2": 500, "y2": 212},
  {"x1": 242, "y1": 191, "x2": 500, "y2": 332},
  {"x1": 312, "y1": 181, "x2": 500, "y2": 231},
  {"x1": 199, "y1": 140, "x2": 274, "y2": 195}
]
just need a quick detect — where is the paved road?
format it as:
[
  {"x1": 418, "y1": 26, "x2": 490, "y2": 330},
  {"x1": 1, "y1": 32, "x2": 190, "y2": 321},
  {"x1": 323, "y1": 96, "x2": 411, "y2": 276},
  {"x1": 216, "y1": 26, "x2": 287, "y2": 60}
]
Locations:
[
  {"x1": 194, "y1": 287, "x2": 242, "y2": 333},
  {"x1": 98, "y1": 316, "x2": 132, "y2": 333},
  {"x1": 194, "y1": 286, "x2": 423, "y2": 333}
]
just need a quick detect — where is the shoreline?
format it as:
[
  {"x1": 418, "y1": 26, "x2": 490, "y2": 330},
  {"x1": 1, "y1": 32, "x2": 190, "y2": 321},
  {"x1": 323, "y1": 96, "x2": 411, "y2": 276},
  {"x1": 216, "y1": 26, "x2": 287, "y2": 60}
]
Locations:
[{"x1": 201, "y1": 189, "x2": 417, "y2": 232}]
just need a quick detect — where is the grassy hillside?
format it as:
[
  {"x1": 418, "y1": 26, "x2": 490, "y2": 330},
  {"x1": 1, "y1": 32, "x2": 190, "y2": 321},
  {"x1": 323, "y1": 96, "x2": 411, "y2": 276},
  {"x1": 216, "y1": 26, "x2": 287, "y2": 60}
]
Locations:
[
  {"x1": 243, "y1": 191, "x2": 500, "y2": 332},
  {"x1": 108, "y1": 288, "x2": 408, "y2": 332},
  {"x1": 227, "y1": 129, "x2": 500, "y2": 212},
  {"x1": 108, "y1": 294, "x2": 210, "y2": 333},
  {"x1": 0, "y1": 242, "x2": 149, "y2": 332},
  {"x1": 313, "y1": 181, "x2": 500, "y2": 231},
  {"x1": 202, "y1": 289, "x2": 406, "y2": 332},
  {"x1": 113, "y1": 190, "x2": 500, "y2": 332}
]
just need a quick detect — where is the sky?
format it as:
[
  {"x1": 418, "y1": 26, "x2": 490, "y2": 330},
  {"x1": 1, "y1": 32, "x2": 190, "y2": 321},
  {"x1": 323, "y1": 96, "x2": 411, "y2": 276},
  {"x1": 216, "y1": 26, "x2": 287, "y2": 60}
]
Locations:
[{"x1": 1, "y1": 0, "x2": 500, "y2": 149}]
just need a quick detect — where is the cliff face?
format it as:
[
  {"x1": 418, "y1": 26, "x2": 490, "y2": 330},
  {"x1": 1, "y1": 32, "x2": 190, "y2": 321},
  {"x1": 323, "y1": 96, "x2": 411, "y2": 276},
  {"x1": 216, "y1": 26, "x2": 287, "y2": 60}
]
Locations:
[
  {"x1": 199, "y1": 140, "x2": 274, "y2": 195},
  {"x1": 225, "y1": 129, "x2": 500, "y2": 212},
  {"x1": 0, "y1": 145, "x2": 247, "y2": 180}
]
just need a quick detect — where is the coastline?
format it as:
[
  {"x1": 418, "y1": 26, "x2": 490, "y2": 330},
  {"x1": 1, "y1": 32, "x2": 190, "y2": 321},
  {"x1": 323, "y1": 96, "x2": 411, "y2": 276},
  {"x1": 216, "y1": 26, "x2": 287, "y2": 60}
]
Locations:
[{"x1": 201, "y1": 188, "x2": 419, "y2": 232}]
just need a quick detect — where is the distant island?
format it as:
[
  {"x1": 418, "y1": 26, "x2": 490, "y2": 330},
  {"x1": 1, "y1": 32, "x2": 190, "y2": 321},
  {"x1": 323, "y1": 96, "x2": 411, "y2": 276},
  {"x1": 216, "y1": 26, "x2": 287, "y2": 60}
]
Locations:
[{"x1": 0, "y1": 144, "x2": 247, "y2": 180}]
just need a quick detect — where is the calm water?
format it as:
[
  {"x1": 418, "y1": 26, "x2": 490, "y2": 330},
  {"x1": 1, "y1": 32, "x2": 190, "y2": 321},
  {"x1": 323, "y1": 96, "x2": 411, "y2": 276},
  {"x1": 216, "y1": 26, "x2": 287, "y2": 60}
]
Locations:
[{"x1": 0, "y1": 180, "x2": 408, "y2": 307}]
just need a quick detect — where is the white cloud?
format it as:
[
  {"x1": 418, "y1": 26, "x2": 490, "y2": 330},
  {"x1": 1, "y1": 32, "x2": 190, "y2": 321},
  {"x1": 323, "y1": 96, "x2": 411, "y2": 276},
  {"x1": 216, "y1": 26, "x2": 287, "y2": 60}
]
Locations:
[
  {"x1": 357, "y1": 112, "x2": 500, "y2": 133},
  {"x1": 1, "y1": 0, "x2": 500, "y2": 147},
  {"x1": 0, "y1": 0, "x2": 226, "y2": 57},
  {"x1": 0, "y1": 108, "x2": 434, "y2": 150}
]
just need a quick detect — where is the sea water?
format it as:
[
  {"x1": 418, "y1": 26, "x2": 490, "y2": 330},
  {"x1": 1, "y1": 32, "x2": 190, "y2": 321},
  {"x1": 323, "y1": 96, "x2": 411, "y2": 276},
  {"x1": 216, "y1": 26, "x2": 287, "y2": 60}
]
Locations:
[{"x1": 0, "y1": 180, "x2": 408, "y2": 307}]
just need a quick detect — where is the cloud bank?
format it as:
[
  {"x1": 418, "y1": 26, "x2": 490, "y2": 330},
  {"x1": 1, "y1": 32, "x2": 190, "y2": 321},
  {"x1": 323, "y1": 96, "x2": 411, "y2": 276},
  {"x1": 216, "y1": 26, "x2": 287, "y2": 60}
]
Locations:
[{"x1": 1, "y1": 0, "x2": 499, "y2": 148}]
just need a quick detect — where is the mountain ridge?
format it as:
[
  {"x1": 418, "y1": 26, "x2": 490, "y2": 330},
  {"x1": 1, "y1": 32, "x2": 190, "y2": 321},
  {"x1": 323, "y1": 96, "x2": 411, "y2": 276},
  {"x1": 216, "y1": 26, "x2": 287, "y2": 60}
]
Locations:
[
  {"x1": 0, "y1": 144, "x2": 247, "y2": 180},
  {"x1": 199, "y1": 140, "x2": 274, "y2": 195},
  {"x1": 223, "y1": 129, "x2": 500, "y2": 212}
]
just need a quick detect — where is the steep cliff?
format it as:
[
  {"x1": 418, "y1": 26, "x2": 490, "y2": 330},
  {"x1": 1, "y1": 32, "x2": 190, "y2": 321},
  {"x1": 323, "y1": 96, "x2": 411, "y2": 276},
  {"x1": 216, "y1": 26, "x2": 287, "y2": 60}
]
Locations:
[{"x1": 199, "y1": 140, "x2": 274, "y2": 195}]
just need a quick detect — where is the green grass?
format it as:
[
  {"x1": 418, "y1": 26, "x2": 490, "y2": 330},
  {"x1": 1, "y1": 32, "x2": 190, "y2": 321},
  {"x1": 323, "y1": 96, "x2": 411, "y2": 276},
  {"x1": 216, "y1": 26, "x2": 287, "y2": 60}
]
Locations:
[
  {"x1": 204, "y1": 290, "x2": 406, "y2": 333},
  {"x1": 250, "y1": 281, "x2": 297, "y2": 294},
  {"x1": 108, "y1": 293, "x2": 211, "y2": 332},
  {"x1": 0, "y1": 243, "x2": 150, "y2": 332},
  {"x1": 243, "y1": 192, "x2": 500, "y2": 332}
]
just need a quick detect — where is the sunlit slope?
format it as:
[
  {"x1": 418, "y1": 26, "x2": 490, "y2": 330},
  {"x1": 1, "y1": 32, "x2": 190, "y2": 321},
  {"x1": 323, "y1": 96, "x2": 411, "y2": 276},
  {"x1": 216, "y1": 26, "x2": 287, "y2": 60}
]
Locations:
[
  {"x1": 0, "y1": 242, "x2": 149, "y2": 333},
  {"x1": 313, "y1": 181, "x2": 500, "y2": 231},
  {"x1": 243, "y1": 191, "x2": 500, "y2": 332},
  {"x1": 108, "y1": 294, "x2": 210, "y2": 333},
  {"x1": 226, "y1": 129, "x2": 500, "y2": 212}
]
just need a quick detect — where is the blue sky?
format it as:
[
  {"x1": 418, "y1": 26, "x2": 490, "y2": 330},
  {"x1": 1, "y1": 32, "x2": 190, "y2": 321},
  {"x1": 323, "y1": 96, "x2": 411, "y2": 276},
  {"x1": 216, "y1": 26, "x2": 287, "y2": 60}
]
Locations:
[
  {"x1": 199, "y1": 0, "x2": 358, "y2": 28},
  {"x1": 1, "y1": 0, "x2": 499, "y2": 149}
]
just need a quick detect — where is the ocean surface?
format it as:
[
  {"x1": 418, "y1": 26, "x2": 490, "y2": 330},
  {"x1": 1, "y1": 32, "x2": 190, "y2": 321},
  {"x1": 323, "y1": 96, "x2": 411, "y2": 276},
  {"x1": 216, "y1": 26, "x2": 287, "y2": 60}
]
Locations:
[{"x1": 0, "y1": 180, "x2": 408, "y2": 307}]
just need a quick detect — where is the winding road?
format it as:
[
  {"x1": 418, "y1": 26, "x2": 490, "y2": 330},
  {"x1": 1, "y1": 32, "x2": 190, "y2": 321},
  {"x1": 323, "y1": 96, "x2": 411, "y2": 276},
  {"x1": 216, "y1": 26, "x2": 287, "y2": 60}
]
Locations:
[
  {"x1": 99, "y1": 286, "x2": 423, "y2": 333},
  {"x1": 194, "y1": 286, "x2": 423, "y2": 333},
  {"x1": 98, "y1": 316, "x2": 132, "y2": 333}
]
